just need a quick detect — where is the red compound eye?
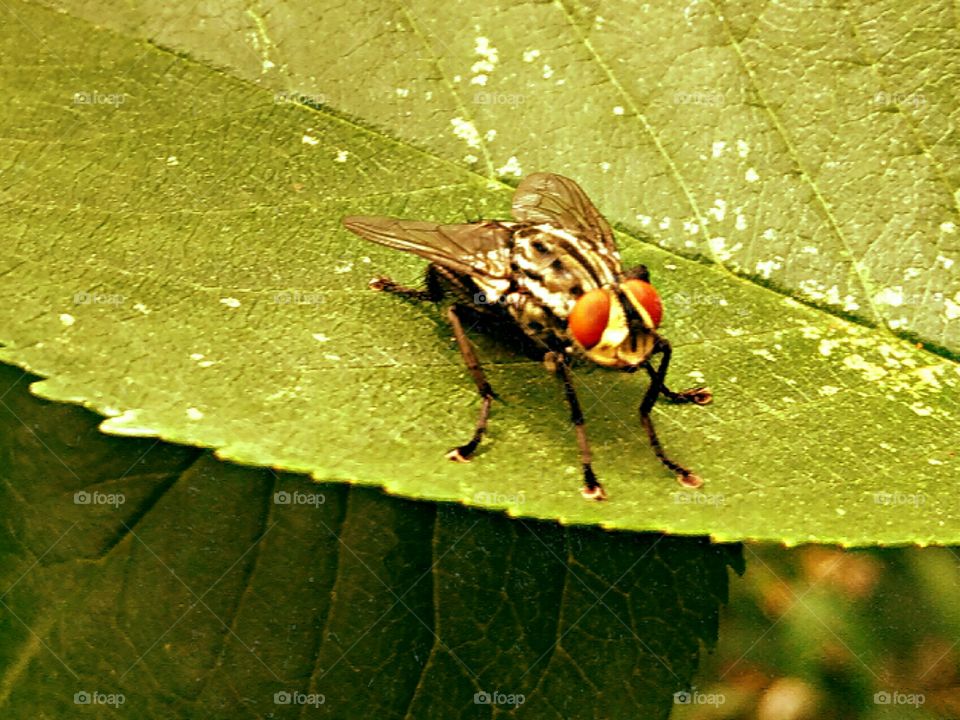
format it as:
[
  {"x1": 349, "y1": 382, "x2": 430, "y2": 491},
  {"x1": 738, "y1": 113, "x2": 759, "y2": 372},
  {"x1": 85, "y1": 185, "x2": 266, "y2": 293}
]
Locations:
[
  {"x1": 623, "y1": 279, "x2": 662, "y2": 327},
  {"x1": 569, "y1": 289, "x2": 610, "y2": 349}
]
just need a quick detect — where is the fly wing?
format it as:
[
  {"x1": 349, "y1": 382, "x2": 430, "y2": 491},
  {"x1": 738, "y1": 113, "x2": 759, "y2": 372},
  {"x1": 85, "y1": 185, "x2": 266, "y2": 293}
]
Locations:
[
  {"x1": 342, "y1": 216, "x2": 513, "y2": 281},
  {"x1": 511, "y1": 173, "x2": 621, "y2": 273}
]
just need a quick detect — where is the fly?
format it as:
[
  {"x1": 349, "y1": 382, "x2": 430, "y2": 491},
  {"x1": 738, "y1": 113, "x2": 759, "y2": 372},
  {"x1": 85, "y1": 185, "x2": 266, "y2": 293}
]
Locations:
[{"x1": 342, "y1": 173, "x2": 712, "y2": 500}]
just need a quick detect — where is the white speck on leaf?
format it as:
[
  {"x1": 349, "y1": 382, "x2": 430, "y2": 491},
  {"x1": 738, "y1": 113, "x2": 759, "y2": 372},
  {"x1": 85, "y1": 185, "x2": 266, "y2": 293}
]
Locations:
[
  {"x1": 910, "y1": 402, "x2": 933, "y2": 417},
  {"x1": 636, "y1": 214, "x2": 652, "y2": 226},
  {"x1": 745, "y1": 168, "x2": 759, "y2": 182},
  {"x1": 542, "y1": 64, "x2": 554, "y2": 79},
  {"x1": 335, "y1": 150, "x2": 349, "y2": 162},
  {"x1": 166, "y1": 156, "x2": 179, "y2": 166},
  {"x1": 944, "y1": 292, "x2": 960, "y2": 320},
  {"x1": 708, "y1": 236, "x2": 732, "y2": 261},
  {"x1": 916, "y1": 366, "x2": 943, "y2": 388},
  {"x1": 613, "y1": 106, "x2": 624, "y2": 115},
  {"x1": 736, "y1": 139, "x2": 750, "y2": 157},
  {"x1": 220, "y1": 297, "x2": 241, "y2": 308},
  {"x1": 874, "y1": 287, "x2": 904, "y2": 307},
  {"x1": 941, "y1": 221, "x2": 956, "y2": 234},
  {"x1": 756, "y1": 258, "x2": 782, "y2": 278},
  {"x1": 186, "y1": 407, "x2": 203, "y2": 420},
  {"x1": 451, "y1": 117, "x2": 481, "y2": 148},
  {"x1": 843, "y1": 354, "x2": 887, "y2": 382},
  {"x1": 302, "y1": 135, "x2": 318, "y2": 146},
  {"x1": 819, "y1": 385, "x2": 841, "y2": 396},
  {"x1": 707, "y1": 198, "x2": 727, "y2": 222},
  {"x1": 313, "y1": 333, "x2": 330, "y2": 342},
  {"x1": 711, "y1": 140, "x2": 726, "y2": 158},
  {"x1": 659, "y1": 217, "x2": 672, "y2": 230},
  {"x1": 59, "y1": 313, "x2": 75, "y2": 326},
  {"x1": 522, "y1": 49, "x2": 540, "y2": 62},
  {"x1": 472, "y1": 37, "x2": 499, "y2": 83},
  {"x1": 496, "y1": 156, "x2": 522, "y2": 177}
]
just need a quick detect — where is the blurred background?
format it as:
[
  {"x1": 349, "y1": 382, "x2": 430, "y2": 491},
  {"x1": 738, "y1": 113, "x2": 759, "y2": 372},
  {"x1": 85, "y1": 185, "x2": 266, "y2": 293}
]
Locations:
[{"x1": 674, "y1": 544, "x2": 960, "y2": 720}]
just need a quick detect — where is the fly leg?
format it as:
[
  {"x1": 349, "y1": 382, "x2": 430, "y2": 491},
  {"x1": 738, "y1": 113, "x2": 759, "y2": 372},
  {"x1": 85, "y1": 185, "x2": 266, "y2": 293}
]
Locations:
[
  {"x1": 659, "y1": 383, "x2": 712, "y2": 405},
  {"x1": 445, "y1": 304, "x2": 495, "y2": 463},
  {"x1": 369, "y1": 264, "x2": 445, "y2": 302},
  {"x1": 547, "y1": 352, "x2": 606, "y2": 501},
  {"x1": 640, "y1": 338, "x2": 703, "y2": 488}
]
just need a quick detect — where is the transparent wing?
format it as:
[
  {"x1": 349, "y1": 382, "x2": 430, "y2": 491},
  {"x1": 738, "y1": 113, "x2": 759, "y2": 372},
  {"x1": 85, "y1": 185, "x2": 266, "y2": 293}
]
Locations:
[
  {"x1": 511, "y1": 173, "x2": 620, "y2": 263},
  {"x1": 342, "y1": 216, "x2": 513, "y2": 280}
]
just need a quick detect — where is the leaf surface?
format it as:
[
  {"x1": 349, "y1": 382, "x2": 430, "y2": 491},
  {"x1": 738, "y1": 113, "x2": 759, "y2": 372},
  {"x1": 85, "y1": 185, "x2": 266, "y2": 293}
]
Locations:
[{"x1": 0, "y1": 0, "x2": 958, "y2": 545}]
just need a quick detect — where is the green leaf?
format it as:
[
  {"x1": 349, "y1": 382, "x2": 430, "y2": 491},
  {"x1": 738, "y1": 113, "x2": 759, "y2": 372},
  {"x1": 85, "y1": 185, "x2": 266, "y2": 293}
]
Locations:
[
  {"x1": 0, "y1": 364, "x2": 739, "y2": 718},
  {"x1": 1, "y1": 0, "x2": 958, "y2": 545},
  {"x1": 37, "y1": 0, "x2": 960, "y2": 352}
]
